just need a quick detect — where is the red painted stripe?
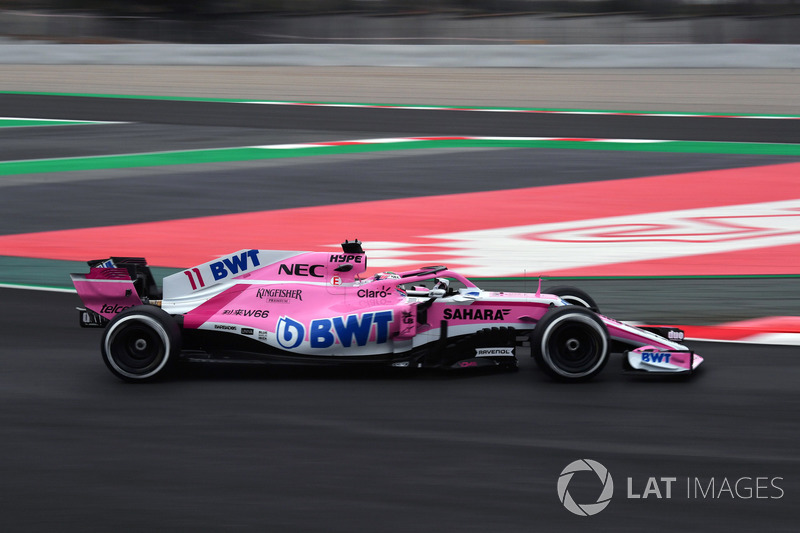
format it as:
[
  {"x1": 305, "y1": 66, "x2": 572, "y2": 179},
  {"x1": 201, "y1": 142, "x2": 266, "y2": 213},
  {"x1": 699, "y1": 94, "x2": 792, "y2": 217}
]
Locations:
[
  {"x1": 680, "y1": 316, "x2": 800, "y2": 341},
  {"x1": 0, "y1": 162, "x2": 798, "y2": 273}
]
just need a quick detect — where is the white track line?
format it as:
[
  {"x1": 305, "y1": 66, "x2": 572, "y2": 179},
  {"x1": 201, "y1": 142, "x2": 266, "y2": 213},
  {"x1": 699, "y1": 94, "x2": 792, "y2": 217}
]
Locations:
[{"x1": 240, "y1": 101, "x2": 800, "y2": 120}]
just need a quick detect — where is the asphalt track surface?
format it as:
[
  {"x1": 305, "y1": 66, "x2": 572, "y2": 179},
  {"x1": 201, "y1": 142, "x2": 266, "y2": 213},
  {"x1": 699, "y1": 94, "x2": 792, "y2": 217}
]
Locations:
[
  {"x1": 1, "y1": 94, "x2": 800, "y2": 531},
  {"x1": 2, "y1": 93, "x2": 800, "y2": 143},
  {"x1": 3, "y1": 288, "x2": 799, "y2": 532}
]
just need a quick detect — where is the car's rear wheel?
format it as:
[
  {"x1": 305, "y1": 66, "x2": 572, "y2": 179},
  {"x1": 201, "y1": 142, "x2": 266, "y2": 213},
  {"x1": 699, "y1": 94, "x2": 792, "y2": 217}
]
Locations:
[
  {"x1": 101, "y1": 306, "x2": 181, "y2": 382},
  {"x1": 531, "y1": 306, "x2": 609, "y2": 381},
  {"x1": 547, "y1": 286, "x2": 599, "y2": 312}
]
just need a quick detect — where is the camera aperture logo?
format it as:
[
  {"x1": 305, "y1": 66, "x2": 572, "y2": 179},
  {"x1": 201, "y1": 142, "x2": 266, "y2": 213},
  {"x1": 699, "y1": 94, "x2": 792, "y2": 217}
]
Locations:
[
  {"x1": 557, "y1": 459, "x2": 614, "y2": 516},
  {"x1": 558, "y1": 459, "x2": 785, "y2": 516}
]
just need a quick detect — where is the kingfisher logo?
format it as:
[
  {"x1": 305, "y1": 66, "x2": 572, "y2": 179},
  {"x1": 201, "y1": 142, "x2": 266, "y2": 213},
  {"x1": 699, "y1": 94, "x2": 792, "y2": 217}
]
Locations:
[{"x1": 557, "y1": 459, "x2": 614, "y2": 516}]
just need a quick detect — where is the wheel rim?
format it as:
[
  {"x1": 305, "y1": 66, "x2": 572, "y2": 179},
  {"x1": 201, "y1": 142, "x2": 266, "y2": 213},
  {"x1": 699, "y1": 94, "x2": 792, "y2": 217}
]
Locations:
[
  {"x1": 542, "y1": 315, "x2": 607, "y2": 378},
  {"x1": 105, "y1": 315, "x2": 170, "y2": 379}
]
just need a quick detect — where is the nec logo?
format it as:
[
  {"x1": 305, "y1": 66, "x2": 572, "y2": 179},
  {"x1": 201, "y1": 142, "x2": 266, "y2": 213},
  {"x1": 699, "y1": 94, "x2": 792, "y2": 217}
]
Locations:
[
  {"x1": 278, "y1": 264, "x2": 325, "y2": 277},
  {"x1": 210, "y1": 250, "x2": 261, "y2": 281}
]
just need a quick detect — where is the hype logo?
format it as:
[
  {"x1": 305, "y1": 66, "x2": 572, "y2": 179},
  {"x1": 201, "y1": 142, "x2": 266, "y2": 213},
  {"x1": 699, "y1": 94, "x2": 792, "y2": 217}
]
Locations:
[{"x1": 276, "y1": 316, "x2": 305, "y2": 349}]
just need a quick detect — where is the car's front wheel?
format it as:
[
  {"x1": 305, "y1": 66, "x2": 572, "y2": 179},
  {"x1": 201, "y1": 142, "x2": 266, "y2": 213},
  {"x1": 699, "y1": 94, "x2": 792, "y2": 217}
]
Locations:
[
  {"x1": 531, "y1": 306, "x2": 609, "y2": 381},
  {"x1": 101, "y1": 306, "x2": 181, "y2": 382},
  {"x1": 547, "y1": 286, "x2": 599, "y2": 312}
]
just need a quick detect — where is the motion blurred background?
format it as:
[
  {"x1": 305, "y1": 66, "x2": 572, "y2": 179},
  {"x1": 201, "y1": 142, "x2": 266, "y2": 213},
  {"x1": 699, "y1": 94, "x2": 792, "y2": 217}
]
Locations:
[
  {"x1": 1, "y1": 0, "x2": 799, "y2": 43},
  {"x1": 2, "y1": 2, "x2": 800, "y2": 533}
]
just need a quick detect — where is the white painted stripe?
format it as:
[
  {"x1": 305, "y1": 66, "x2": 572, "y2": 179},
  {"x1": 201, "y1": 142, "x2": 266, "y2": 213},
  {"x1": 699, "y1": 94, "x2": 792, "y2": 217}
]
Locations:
[
  {"x1": 251, "y1": 136, "x2": 680, "y2": 151},
  {"x1": 255, "y1": 143, "x2": 322, "y2": 149},
  {"x1": 72, "y1": 278, "x2": 136, "y2": 283},
  {"x1": 253, "y1": 137, "x2": 420, "y2": 149},
  {"x1": 731, "y1": 333, "x2": 800, "y2": 345},
  {"x1": 238, "y1": 101, "x2": 800, "y2": 120},
  {"x1": 684, "y1": 333, "x2": 800, "y2": 346},
  {"x1": 590, "y1": 139, "x2": 669, "y2": 144},
  {"x1": 476, "y1": 136, "x2": 560, "y2": 141},
  {"x1": 0, "y1": 283, "x2": 76, "y2": 293},
  {"x1": 644, "y1": 113, "x2": 699, "y2": 118},
  {"x1": 382, "y1": 198, "x2": 800, "y2": 277},
  {"x1": 350, "y1": 137, "x2": 418, "y2": 144},
  {"x1": 0, "y1": 117, "x2": 127, "y2": 124}
]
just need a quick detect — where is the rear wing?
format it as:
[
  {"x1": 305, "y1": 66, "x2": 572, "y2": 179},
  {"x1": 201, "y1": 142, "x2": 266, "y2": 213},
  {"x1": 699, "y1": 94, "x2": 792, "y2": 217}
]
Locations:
[
  {"x1": 86, "y1": 257, "x2": 160, "y2": 299},
  {"x1": 71, "y1": 257, "x2": 160, "y2": 324}
]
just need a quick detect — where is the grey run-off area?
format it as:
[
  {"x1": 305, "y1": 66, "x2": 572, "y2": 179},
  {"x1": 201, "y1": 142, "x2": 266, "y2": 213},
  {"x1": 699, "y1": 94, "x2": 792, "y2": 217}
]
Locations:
[
  {"x1": 1, "y1": 65, "x2": 799, "y2": 115},
  {"x1": 2, "y1": 44, "x2": 800, "y2": 68}
]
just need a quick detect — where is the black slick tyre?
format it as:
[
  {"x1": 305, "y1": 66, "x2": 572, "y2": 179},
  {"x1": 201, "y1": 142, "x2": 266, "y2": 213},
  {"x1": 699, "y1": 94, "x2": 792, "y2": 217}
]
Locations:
[
  {"x1": 530, "y1": 306, "x2": 609, "y2": 381},
  {"x1": 547, "y1": 286, "x2": 600, "y2": 312},
  {"x1": 101, "y1": 306, "x2": 181, "y2": 382}
]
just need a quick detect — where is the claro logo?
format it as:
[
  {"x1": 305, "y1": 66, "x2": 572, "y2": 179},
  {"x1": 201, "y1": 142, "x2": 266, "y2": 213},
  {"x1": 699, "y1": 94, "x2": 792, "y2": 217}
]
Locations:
[
  {"x1": 557, "y1": 459, "x2": 614, "y2": 517},
  {"x1": 357, "y1": 286, "x2": 392, "y2": 298}
]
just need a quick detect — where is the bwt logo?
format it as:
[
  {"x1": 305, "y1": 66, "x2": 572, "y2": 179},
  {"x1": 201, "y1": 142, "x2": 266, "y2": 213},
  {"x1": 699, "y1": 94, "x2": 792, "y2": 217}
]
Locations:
[
  {"x1": 210, "y1": 250, "x2": 261, "y2": 281},
  {"x1": 275, "y1": 311, "x2": 394, "y2": 350},
  {"x1": 276, "y1": 316, "x2": 305, "y2": 349},
  {"x1": 557, "y1": 459, "x2": 614, "y2": 516},
  {"x1": 310, "y1": 311, "x2": 393, "y2": 348},
  {"x1": 183, "y1": 250, "x2": 262, "y2": 290},
  {"x1": 641, "y1": 352, "x2": 672, "y2": 364}
]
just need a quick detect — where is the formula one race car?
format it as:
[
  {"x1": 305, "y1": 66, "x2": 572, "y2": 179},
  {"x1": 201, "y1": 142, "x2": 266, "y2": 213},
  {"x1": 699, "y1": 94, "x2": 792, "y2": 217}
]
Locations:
[{"x1": 71, "y1": 240, "x2": 703, "y2": 382}]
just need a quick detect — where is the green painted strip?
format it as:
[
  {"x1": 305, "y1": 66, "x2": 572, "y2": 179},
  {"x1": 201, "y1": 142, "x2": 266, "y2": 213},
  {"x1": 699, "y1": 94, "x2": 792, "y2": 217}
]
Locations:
[
  {"x1": 2, "y1": 90, "x2": 799, "y2": 119},
  {"x1": 0, "y1": 282, "x2": 77, "y2": 293},
  {"x1": 1, "y1": 138, "x2": 800, "y2": 176},
  {"x1": 0, "y1": 146, "x2": 267, "y2": 175},
  {"x1": 0, "y1": 118, "x2": 112, "y2": 128},
  {"x1": 0, "y1": 256, "x2": 180, "y2": 289}
]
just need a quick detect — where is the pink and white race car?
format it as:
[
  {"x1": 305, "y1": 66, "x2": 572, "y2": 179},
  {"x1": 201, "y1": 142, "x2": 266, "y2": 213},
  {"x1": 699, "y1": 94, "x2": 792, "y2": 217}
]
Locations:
[{"x1": 71, "y1": 240, "x2": 703, "y2": 382}]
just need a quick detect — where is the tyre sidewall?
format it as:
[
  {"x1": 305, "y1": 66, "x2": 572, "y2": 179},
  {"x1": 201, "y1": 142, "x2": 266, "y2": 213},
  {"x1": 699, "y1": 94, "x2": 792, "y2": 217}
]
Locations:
[
  {"x1": 547, "y1": 286, "x2": 599, "y2": 312},
  {"x1": 101, "y1": 306, "x2": 181, "y2": 382},
  {"x1": 531, "y1": 306, "x2": 609, "y2": 381}
]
